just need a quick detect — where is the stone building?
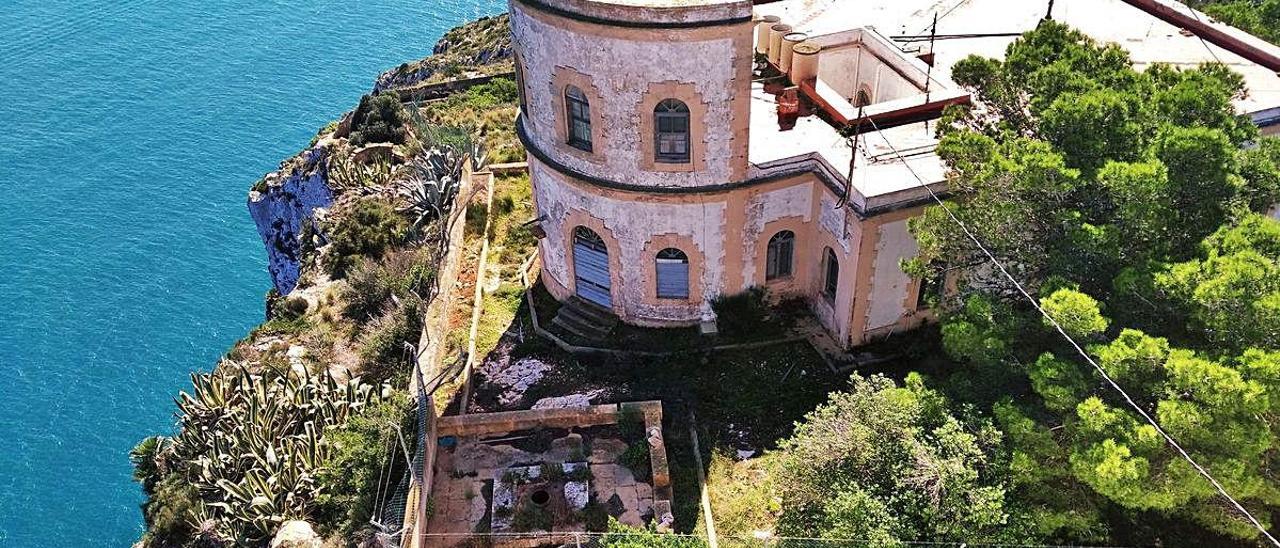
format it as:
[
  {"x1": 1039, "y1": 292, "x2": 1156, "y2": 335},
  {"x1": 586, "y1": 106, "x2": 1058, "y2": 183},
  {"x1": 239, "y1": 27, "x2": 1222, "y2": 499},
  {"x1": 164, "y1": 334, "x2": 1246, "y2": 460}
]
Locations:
[{"x1": 508, "y1": 0, "x2": 1280, "y2": 348}]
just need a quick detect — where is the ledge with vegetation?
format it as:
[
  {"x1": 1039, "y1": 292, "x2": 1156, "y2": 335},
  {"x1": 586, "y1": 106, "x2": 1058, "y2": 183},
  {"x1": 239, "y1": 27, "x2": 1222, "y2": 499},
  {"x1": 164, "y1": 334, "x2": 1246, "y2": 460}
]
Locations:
[{"x1": 130, "y1": 15, "x2": 521, "y2": 548}]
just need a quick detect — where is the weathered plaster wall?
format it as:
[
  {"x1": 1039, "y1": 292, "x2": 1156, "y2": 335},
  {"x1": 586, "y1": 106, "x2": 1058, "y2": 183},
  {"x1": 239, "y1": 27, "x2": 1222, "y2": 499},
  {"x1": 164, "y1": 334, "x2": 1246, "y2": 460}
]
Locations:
[
  {"x1": 741, "y1": 183, "x2": 813, "y2": 287},
  {"x1": 820, "y1": 46, "x2": 920, "y2": 105},
  {"x1": 863, "y1": 218, "x2": 919, "y2": 331},
  {"x1": 810, "y1": 192, "x2": 860, "y2": 340},
  {"x1": 531, "y1": 159, "x2": 728, "y2": 323},
  {"x1": 511, "y1": 2, "x2": 752, "y2": 188}
]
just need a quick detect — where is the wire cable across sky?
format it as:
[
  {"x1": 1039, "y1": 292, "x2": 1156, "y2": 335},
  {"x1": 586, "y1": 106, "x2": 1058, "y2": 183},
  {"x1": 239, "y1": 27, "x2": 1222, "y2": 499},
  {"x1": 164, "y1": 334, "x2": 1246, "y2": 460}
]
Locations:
[{"x1": 862, "y1": 115, "x2": 1280, "y2": 547}]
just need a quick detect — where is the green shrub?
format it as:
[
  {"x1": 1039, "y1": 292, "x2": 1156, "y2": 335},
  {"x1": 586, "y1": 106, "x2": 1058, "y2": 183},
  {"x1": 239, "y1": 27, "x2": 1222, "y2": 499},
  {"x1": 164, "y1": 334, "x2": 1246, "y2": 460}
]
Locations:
[
  {"x1": 136, "y1": 475, "x2": 201, "y2": 547},
  {"x1": 274, "y1": 295, "x2": 309, "y2": 320},
  {"x1": 342, "y1": 250, "x2": 436, "y2": 324},
  {"x1": 252, "y1": 315, "x2": 311, "y2": 337},
  {"x1": 357, "y1": 300, "x2": 424, "y2": 383},
  {"x1": 313, "y1": 390, "x2": 412, "y2": 538},
  {"x1": 599, "y1": 519, "x2": 708, "y2": 548},
  {"x1": 619, "y1": 442, "x2": 651, "y2": 480},
  {"x1": 323, "y1": 198, "x2": 409, "y2": 278},
  {"x1": 540, "y1": 462, "x2": 565, "y2": 481},
  {"x1": 512, "y1": 503, "x2": 553, "y2": 532},
  {"x1": 309, "y1": 119, "x2": 340, "y2": 147},
  {"x1": 710, "y1": 287, "x2": 771, "y2": 338},
  {"x1": 578, "y1": 500, "x2": 609, "y2": 532},
  {"x1": 350, "y1": 92, "x2": 408, "y2": 147},
  {"x1": 451, "y1": 78, "x2": 518, "y2": 111}
]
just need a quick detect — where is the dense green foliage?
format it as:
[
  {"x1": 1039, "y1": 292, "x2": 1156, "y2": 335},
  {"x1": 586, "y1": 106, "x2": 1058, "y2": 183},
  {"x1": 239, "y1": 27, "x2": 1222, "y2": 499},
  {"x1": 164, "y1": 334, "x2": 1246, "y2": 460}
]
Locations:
[
  {"x1": 909, "y1": 20, "x2": 1280, "y2": 544},
  {"x1": 323, "y1": 198, "x2": 409, "y2": 278},
  {"x1": 415, "y1": 77, "x2": 523, "y2": 163},
  {"x1": 357, "y1": 298, "x2": 424, "y2": 384},
  {"x1": 1155, "y1": 215, "x2": 1280, "y2": 351},
  {"x1": 349, "y1": 92, "x2": 408, "y2": 147},
  {"x1": 598, "y1": 519, "x2": 708, "y2": 548},
  {"x1": 342, "y1": 250, "x2": 435, "y2": 324},
  {"x1": 771, "y1": 374, "x2": 1027, "y2": 545},
  {"x1": 313, "y1": 391, "x2": 412, "y2": 539},
  {"x1": 1192, "y1": 0, "x2": 1280, "y2": 45}
]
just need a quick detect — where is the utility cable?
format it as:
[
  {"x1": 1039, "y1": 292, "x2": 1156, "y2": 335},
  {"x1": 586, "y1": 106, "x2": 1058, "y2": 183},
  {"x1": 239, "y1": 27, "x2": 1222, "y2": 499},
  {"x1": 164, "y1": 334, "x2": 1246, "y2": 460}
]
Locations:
[{"x1": 862, "y1": 115, "x2": 1280, "y2": 547}]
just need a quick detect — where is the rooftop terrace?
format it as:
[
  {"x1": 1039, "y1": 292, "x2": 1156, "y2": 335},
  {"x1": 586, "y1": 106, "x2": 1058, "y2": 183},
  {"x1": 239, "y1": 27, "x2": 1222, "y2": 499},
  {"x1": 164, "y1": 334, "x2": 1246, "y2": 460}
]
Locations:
[
  {"x1": 747, "y1": 25, "x2": 957, "y2": 210},
  {"x1": 759, "y1": 0, "x2": 1280, "y2": 118}
]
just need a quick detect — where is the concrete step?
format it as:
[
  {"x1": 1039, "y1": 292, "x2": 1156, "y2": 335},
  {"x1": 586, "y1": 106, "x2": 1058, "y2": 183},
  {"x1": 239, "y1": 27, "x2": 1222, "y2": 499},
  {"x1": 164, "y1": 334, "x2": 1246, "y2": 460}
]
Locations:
[
  {"x1": 565, "y1": 296, "x2": 618, "y2": 327},
  {"x1": 549, "y1": 296, "x2": 619, "y2": 344},
  {"x1": 558, "y1": 305, "x2": 614, "y2": 335},
  {"x1": 550, "y1": 313, "x2": 606, "y2": 343},
  {"x1": 558, "y1": 308, "x2": 611, "y2": 338}
]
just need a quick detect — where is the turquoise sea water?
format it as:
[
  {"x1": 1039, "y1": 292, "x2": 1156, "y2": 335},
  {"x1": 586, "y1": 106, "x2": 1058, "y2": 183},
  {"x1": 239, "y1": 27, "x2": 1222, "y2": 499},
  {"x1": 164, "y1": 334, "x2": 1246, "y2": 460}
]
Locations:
[{"x1": 0, "y1": 1, "x2": 502, "y2": 544}]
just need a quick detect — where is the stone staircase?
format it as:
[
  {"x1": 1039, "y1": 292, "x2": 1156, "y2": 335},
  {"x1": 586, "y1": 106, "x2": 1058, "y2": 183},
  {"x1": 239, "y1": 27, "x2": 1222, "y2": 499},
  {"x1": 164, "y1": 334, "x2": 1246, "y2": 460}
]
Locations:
[{"x1": 549, "y1": 296, "x2": 618, "y2": 344}]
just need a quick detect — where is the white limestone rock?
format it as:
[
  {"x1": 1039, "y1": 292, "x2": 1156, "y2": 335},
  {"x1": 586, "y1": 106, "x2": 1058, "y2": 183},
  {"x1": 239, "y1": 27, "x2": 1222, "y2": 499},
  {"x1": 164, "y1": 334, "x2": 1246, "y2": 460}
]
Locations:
[
  {"x1": 531, "y1": 390, "x2": 602, "y2": 409},
  {"x1": 487, "y1": 357, "x2": 552, "y2": 406},
  {"x1": 270, "y1": 520, "x2": 321, "y2": 548},
  {"x1": 564, "y1": 480, "x2": 589, "y2": 510},
  {"x1": 247, "y1": 146, "x2": 333, "y2": 294}
]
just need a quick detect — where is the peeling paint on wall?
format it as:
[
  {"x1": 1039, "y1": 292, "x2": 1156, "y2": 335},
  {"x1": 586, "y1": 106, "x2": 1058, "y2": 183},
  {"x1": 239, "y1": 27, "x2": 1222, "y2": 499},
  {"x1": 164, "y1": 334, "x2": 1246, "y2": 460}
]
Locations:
[
  {"x1": 864, "y1": 218, "x2": 919, "y2": 330},
  {"x1": 512, "y1": 5, "x2": 743, "y2": 189},
  {"x1": 532, "y1": 161, "x2": 728, "y2": 322},
  {"x1": 818, "y1": 192, "x2": 852, "y2": 253},
  {"x1": 741, "y1": 184, "x2": 812, "y2": 286}
]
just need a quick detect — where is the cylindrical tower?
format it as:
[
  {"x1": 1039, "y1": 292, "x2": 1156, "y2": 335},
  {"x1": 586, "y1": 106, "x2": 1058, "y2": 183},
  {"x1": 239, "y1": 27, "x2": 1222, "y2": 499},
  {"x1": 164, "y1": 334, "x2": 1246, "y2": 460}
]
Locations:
[{"x1": 510, "y1": 0, "x2": 755, "y2": 324}]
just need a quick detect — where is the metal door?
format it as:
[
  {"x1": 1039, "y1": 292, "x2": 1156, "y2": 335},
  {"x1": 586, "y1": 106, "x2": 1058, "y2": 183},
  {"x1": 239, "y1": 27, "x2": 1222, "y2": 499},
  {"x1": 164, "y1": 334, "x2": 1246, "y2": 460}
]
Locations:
[{"x1": 573, "y1": 227, "x2": 611, "y2": 308}]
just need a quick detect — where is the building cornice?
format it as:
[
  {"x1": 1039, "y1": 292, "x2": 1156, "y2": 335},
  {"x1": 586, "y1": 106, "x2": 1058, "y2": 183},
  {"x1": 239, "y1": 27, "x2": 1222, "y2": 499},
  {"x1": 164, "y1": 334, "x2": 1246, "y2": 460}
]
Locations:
[
  {"x1": 516, "y1": 115, "x2": 942, "y2": 217},
  {"x1": 510, "y1": 0, "x2": 753, "y2": 30}
]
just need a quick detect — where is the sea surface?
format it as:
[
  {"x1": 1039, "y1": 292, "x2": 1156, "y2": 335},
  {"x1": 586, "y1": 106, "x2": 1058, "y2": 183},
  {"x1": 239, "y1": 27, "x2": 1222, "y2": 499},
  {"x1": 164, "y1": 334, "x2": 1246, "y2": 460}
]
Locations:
[{"x1": 0, "y1": 1, "x2": 503, "y2": 544}]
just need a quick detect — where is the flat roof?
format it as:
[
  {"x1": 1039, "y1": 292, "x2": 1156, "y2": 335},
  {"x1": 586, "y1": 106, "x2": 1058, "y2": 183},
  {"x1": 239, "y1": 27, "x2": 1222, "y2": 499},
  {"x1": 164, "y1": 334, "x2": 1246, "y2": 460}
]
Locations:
[
  {"x1": 758, "y1": 0, "x2": 1280, "y2": 116},
  {"x1": 748, "y1": 82, "x2": 947, "y2": 209}
]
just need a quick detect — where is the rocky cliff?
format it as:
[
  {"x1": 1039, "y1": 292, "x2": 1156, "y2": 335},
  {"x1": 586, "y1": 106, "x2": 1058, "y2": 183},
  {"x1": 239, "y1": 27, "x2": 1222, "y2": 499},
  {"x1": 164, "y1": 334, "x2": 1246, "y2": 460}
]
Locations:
[
  {"x1": 373, "y1": 14, "x2": 512, "y2": 92},
  {"x1": 249, "y1": 14, "x2": 512, "y2": 294},
  {"x1": 247, "y1": 146, "x2": 333, "y2": 294}
]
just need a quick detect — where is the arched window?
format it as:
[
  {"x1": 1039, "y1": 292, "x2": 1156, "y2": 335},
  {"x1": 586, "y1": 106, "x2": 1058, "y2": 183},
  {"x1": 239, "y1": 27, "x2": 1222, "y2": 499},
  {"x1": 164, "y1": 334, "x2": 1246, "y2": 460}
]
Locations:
[
  {"x1": 766, "y1": 230, "x2": 795, "y2": 281},
  {"x1": 565, "y1": 85, "x2": 592, "y2": 152},
  {"x1": 654, "y1": 99, "x2": 691, "y2": 163},
  {"x1": 822, "y1": 247, "x2": 839, "y2": 303},
  {"x1": 655, "y1": 248, "x2": 690, "y2": 299},
  {"x1": 574, "y1": 226, "x2": 607, "y2": 252}
]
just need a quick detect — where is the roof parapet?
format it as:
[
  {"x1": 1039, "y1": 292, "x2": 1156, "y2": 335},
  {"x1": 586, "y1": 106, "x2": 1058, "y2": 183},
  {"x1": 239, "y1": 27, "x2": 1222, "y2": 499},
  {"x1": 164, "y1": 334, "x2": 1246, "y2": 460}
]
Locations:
[{"x1": 1118, "y1": 0, "x2": 1280, "y2": 73}]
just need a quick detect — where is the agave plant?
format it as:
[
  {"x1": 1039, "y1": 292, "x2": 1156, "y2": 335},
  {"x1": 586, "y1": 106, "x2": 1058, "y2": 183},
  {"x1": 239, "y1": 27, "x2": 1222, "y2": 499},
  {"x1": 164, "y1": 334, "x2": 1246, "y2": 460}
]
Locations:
[
  {"x1": 327, "y1": 150, "x2": 395, "y2": 194},
  {"x1": 397, "y1": 145, "x2": 465, "y2": 235},
  {"x1": 162, "y1": 363, "x2": 384, "y2": 543}
]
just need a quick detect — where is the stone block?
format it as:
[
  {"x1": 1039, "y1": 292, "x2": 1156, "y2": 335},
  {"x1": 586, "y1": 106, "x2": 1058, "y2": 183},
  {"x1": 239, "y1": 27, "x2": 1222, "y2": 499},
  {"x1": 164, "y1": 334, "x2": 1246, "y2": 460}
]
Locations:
[
  {"x1": 548, "y1": 433, "x2": 585, "y2": 462},
  {"x1": 613, "y1": 464, "x2": 637, "y2": 487},
  {"x1": 588, "y1": 438, "x2": 627, "y2": 463},
  {"x1": 635, "y1": 482, "x2": 652, "y2": 501},
  {"x1": 618, "y1": 510, "x2": 643, "y2": 526}
]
